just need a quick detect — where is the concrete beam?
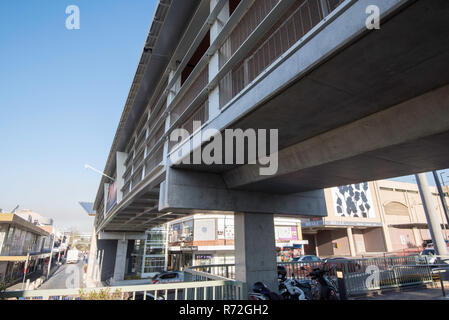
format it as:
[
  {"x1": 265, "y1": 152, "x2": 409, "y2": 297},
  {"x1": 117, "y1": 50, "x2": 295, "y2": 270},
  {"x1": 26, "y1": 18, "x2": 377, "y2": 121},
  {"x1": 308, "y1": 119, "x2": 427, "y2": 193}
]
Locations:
[
  {"x1": 98, "y1": 232, "x2": 146, "y2": 241},
  {"x1": 159, "y1": 167, "x2": 327, "y2": 216},
  {"x1": 223, "y1": 84, "x2": 449, "y2": 189}
]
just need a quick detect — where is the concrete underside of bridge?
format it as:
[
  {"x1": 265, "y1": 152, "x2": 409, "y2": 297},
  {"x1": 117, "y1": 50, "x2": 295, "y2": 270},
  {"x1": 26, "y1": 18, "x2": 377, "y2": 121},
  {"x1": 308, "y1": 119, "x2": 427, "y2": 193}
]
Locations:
[
  {"x1": 102, "y1": 0, "x2": 449, "y2": 232},
  {"x1": 174, "y1": 0, "x2": 449, "y2": 194},
  {"x1": 91, "y1": 0, "x2": 449, "y2": 294}
]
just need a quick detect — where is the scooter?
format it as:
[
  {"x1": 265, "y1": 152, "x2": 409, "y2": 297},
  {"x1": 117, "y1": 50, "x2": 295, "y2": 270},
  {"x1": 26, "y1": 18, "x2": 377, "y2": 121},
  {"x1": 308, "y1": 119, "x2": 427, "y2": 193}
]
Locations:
[
  {"x1": 279, "y1": 278, "x2": 307, "y2": 300},
  {"x1": 278, "y1": 266, "x2": 307, "y2": 300},
  {"x1": 308, "y1": 265, "x2": 340, "y2": 300},
  {"x1": 248, "y1": 282, "x2": 282, "y2": 300},
  {"x1": 291, "y1": 272, "x2": 321, "y2": 300}
]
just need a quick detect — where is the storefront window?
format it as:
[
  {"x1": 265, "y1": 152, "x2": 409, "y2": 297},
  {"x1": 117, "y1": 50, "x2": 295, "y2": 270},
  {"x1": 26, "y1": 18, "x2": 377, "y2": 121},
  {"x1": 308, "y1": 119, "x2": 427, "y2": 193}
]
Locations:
[
  {"x1": 143, "y1": 256, "x2": 165, "y2": 273},
  {"x1": 169, "y1": 220, "x2": 194, "y2": 243},
  {"x1": 195, "y1": 254, "x2": 213, "y2": 266},
  {"x1": 217, "y1": 216, "x2": 234, "y2": 240},
  {"x1": 133, "y1": 227, "x2": 168, "y2": 276}
]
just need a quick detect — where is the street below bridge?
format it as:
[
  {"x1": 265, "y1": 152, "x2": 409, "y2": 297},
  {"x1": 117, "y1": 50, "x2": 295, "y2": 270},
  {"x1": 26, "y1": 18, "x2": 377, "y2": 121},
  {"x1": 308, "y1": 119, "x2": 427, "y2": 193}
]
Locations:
[{"x1": 38, "y1": 261, "x2": 85, "y2": 290}]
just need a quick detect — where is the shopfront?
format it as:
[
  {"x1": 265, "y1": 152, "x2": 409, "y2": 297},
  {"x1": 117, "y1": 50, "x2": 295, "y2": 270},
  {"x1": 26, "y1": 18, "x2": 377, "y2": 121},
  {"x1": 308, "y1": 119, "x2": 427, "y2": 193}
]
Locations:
[
  {"x1": 275, "y1": 224, "x2": 307, "y2": 262},
  {"x1": 131, "y1": 227, "x2": 168, "y2": 278},
  {"x1": 168, "y1": 247, "x2": 196, "y2": 271},
  {"x1": 194, "y1": 254, "x2": 213, "y2": 265}
]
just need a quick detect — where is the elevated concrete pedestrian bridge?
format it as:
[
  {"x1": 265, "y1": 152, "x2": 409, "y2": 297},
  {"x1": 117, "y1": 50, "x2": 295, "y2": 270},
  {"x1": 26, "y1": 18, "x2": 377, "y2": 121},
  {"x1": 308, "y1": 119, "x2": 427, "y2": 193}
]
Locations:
[{"x1": 88, "y1": 0, "x2": 449, "y2": 291}]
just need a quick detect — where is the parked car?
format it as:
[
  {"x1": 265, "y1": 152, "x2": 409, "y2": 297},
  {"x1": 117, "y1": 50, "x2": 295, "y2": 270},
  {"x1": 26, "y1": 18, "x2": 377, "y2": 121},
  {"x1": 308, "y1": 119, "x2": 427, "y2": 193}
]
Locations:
[
  {"x1": 417, "y1": 248, "x2": 438, "y2": 264},
  {"x1": 288, "y1": 255, "x2": 323, "y2": 277},
  {"x1": 292, "y1": 255, "x2": 322, "y2": 263},
  {"x1": 323, "y1": 257, "x2": 361, "y2": 273},
  {"x1": 152, "y1": 271, "x2": 184, "y2": 284}
]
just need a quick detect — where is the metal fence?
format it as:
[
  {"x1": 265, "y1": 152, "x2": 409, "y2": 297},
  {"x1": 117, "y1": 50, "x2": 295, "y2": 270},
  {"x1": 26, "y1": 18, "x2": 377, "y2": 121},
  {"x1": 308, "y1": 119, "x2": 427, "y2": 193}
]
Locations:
[
  {"x1": 341, "y1": 256, "x2": 433, "y2": 295},
  {"x1": 187, "y1": 255, "x2": 436, "y2": 297},
  {"x1": 0, "y1": 279, "x2": 245, "y2": 301},
  {"x1": 188, "y1": 264, "x2": 236, "y2": 280}
]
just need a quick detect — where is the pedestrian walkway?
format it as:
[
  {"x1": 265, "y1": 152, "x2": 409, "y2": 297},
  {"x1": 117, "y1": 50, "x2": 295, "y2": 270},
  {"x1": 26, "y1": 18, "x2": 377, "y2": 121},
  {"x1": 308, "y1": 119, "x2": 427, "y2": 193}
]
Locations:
[
  {"x1": 352, "y1": 283, "x2": 449, "y2": 300},
  {"x1": 6, "y1": 263, "x2": 61, "y2": 291}
]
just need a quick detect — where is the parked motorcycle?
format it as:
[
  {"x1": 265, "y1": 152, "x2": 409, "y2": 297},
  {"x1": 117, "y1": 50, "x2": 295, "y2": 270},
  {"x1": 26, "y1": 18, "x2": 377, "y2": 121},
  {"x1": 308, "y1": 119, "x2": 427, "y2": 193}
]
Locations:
[
  {"x1": 291, "y1": 272, "x2": 321, "y2": 300},
  {"x1": 308, "y1": 265, "x2": 340, "y2": 300},
  {"x1": 248, "y1": 282, "x2": 282, "y2": 300},
  {"x1": 249, "y1": 264, "x2": 340, "y2": 301},
  {"x1": 278, "y1": 266, "x2": 307, "y2": 300}
]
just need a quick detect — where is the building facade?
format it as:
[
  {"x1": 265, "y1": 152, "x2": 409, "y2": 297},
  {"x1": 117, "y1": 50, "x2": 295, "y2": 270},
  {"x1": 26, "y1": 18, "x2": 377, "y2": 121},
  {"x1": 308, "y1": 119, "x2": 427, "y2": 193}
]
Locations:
[
  {"x1": 0, "y1": 213, "x2": 50, "y2": 284},
  {"x1": 143, "y1": 214, "x2": 307, "y2": 271},
  {"x1": 302, "y1": 180, "x2": 449, "y2": 257}
]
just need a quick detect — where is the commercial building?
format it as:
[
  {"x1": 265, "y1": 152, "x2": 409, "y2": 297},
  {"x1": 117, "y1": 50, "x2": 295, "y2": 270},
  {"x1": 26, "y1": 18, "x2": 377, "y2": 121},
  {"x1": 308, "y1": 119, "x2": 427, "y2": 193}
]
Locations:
[
  {"x1": 0, "y1": 213, "x2": 50, "y2": 284},
  {"x1": 165, "y1": 215, "x2": 306, "y2": 270},
  {"x1": 303, "y1": 180, "x2": 449, "y2": 257},
  {"x1": 15, "y1": 209, "x2": 65, "y2": 257}
]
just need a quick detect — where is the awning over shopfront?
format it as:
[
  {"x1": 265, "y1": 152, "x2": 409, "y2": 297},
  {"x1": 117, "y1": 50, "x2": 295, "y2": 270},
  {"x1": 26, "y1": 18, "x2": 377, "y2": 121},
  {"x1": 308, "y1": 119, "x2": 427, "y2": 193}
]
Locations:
[
  {"x1": 302, "y1": 219, "x2": 382, "y2": 231},
  {"x1": 0, "y1": 252, "x2": 51, "y2": 262}
]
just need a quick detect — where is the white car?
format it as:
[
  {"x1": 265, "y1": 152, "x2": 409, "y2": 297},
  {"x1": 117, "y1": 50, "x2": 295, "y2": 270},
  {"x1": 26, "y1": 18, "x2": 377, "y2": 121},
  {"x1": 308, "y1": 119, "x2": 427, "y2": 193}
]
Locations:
[
  {"x1": 152, "y1": 271, "x2": 184, "y2": 284},
  {"x1": 417, "y1": 248, "x2": 437, "y2": 264}
]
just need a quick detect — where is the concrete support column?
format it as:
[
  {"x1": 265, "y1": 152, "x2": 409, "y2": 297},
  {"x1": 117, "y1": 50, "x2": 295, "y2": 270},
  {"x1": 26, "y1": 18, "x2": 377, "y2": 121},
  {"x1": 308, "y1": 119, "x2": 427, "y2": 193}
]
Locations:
[
  {"x1": 208, "y1": 0, "x2": 229, "y2": 120},
  {"x1": 113, "y1": 240, "x2": 128, "y2": 283},
  {"x1": 314, "y1": 234, "x2": 319, "y2": 256},
  {"x1": 347, "y1": 227, "x2": 357, "y2": 257},
  {"x1": 412, "y1": 227, "x2": 422, "y2": 248},
  {"x1": 373, "y1": 181, "x2": 394, "y2": 253},
  {"x1": 235, "y1": 212, "x2": 278, "y2": 294},
  {"x1": 415, "y1": 173, "x2": 449, "y2": 256}
]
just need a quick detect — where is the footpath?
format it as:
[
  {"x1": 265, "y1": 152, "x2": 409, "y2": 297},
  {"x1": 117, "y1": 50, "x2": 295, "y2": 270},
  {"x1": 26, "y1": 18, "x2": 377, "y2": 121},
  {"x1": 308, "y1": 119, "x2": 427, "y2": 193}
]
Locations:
[
  {"x1": 351, "y1": 282, "x2": 449, "y2": 300},
  {"x1": 6, "y1": 262, "x2": 62, "y2": 291}
]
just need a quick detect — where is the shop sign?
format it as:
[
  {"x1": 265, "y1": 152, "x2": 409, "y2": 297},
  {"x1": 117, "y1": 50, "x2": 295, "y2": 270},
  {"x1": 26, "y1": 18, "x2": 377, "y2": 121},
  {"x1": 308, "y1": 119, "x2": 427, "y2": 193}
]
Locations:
[
  {"x1": 275, "y1": 226, "x2": 298, "y2": 241},
  {"x1": 181, "y1": 246, "x2": 198, "y2": 252},
  {"x1": 195, "y1": 255, "x2": 212, "y2": 260}
]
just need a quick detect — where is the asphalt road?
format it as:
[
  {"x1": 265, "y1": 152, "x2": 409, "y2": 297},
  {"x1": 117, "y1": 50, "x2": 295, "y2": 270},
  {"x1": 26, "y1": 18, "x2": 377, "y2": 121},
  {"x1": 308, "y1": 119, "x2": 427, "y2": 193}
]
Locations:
[{"x1": 39, "y1": 260, "x2": 85, "y2": 290}]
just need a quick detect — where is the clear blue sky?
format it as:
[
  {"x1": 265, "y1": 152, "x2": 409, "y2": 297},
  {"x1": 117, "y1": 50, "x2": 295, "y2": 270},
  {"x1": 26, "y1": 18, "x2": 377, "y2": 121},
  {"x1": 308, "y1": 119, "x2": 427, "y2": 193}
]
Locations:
[
  {"x1": 0, "y1": 0, "x2": 157, "y2": 232},
  {"x1": 0, "y1": 1, "x2": 447, "y2": 233}
]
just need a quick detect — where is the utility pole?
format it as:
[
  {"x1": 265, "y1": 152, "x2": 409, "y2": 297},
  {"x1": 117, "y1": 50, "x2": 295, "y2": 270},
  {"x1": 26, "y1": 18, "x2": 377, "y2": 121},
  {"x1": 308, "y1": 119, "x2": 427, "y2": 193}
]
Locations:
[
  {"x1": 415, "y1": 173, "x2": 448, "y2": 256},
  {"x1": 433, "y1": 171, "x2": 449, "y2": 226},
  {"x1": 46, "y1": 237, "x2": 55, "y2": 280},
  {"x1": 21, "y1": 252, "x2": 30, "y2": 290}
]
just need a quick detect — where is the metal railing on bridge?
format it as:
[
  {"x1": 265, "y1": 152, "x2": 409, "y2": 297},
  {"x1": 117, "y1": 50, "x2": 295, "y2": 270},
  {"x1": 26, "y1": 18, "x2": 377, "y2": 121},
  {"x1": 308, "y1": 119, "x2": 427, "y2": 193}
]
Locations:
[
  {"x1": 0, "y1": 270, "x2": 244, "y2": 301},
  {"x1": 3, "y1": 256, "x2": 444, "y2": 300},
  {"x1": 187, "y1": 264, "x2": 236, "y2": 281}
]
